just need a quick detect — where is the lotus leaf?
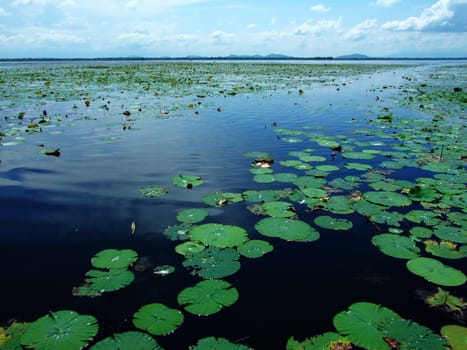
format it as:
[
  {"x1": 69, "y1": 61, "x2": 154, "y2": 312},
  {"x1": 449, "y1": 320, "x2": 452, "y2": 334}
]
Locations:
[
  {"x1": 85, "y1": 269, "x2": 135, "y2": 292},
  {"x1": 203, "y1": 192, "x2": 241, "y2": 207},
  {"x1": 364, "y1": 191, "x2": 412, "y2": 207},
  {"x1": 261, "y1": 201, "x2": 296, "y2": 217},
  {"x1": 369, "y1": 181, "x2": 402, "y2": 192},
  {"x1": 345, "y1": 162, "x2": 373, "y2": 171},
  {"x1": 90, "y1": 331, "x2": 162, "y2": 350},
  {"x1": 173, "y1": 174, "x2": 203, "y2": 189},
  {"x1": 242, "y1": 190, "x2": 281, "y2": 202},
  {"x1": 274, "y1": 172, "x2": 299, "y2": 183},
  {"x1": 326, "y1": 196, "x2": 354, "y2": 215},
  {"x1": 153, "y1": 265, "x2": 175, "y2": 276},
  {"x1": 407, "y1": 184, "x2": 440, "y2": 202},
  {"x1": 255, "y1": 217, "x2": 319, "y2": 242},
  {"x1": 424, "y1": 240, "x2": 466, "y2": 259},
  {"x1": 253, "y1": 174, "x2": 276, "y2": 183},
  {"x1": 370, "y1": 211, "x2": 405, "y2": 227},
  {"x1": 315, "y1": 165, "x2": 340, "y2": 172},
  {"x1": 406, "y1": 257, "x2": 466, "y2": 286},
  {"x1": 182, "y1": 247, "x2": 240, "y2": 279},
  {"x1": 329, "y1": 178, "x2": 359, "y2": 190},
  {"x1": 177, "y1": 279, "x2": 239, "y2": 316},
  {"x1": 250, "y1": 167, "x2": 273, "y2": 175},
  {"x1": 409, "y1": 226, "x2": 433, "y2": 238},
  {"x1": 175, "y1": 241, "x2": 205, "y2": 256},
  {"x1": 237, "y1": 239, "x2": 273, "y2": 258},
  {"x1": 176, "y1": 208, "x2": 209, "y2": 224},
  {"x1": 190, "y1": 337, "x2": 252, "y2": 350},
  {"x1": 21, "y1": 310, "x2": 98, "y2": 350},
  {"x1": 441, "y1": 325, "x2": 467, "y2": 350},
  {"x1": 189, "y1": 223, "x2": 248, "y2": 248},
  {"x1": 299, "y1": 155, "x2": 326, "y2": 162},
  {"x1": 293, "y1": 176, "x2": 326, "y2": 189},
  {"x1": 333, "y1": 302, "x2": 399, "y2": 350},
  {"x1": 0, "y1": 322, "x2": 29, "y2": 349},
  {"x1": 286, "y1": 333, "x2": 351, "y2": 350},
  {"x1": 316, "y1": 138, "x2": 340, "y2": 148},
  {"x1": 133, "y1": 303, "x2": 184, "y2": 336},
  {"x1": 371, "y1": 234, "x2": 420, "y2": 259},
  {"x1": 301, "y1": 188, "x2": 327, "y2": 198},
  {"x1": 405, "y1": 210, "x2": 441, "y2": 226},
  {"x1": 163, "y1": 223, "x2": 192, "y2": 241},
  {"x1": 91, "y1": 249, "x2": 138, "y2": 269},
  {"x1": 72, "y1": 284, "x2": 102, "y2": 298},
  {"x1": 434, "y1": 225, "x2": 467, "y2": 244},
  {"x1": 314, "y1": 215, "x2": 353, "y2": 231},
  {"x1": 139, "y1": 186, "x2": 169, "y2": 198}
]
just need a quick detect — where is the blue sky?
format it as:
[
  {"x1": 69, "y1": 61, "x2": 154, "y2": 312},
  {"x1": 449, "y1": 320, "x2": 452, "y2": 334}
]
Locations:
[{"x1": 0, "y1": 0, "x2": 466, "y2": 58}]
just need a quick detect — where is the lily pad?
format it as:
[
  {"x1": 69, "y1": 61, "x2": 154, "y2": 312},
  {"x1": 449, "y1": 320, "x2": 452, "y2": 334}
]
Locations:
[
  {"x1": 175, "y1": 241, "x2": 205, "y2": 256},
  {"x1": 370, "y1": 211, "x2": 405, "y2": 227},
  {"x1": 364, "y1": 191, "x2": 412, "y2": 207},
  {"x1": 441, "y1": 325, "x2": 467, "y2": 350},
  {"x1": 287, "y1": 333, "x2": 351, "y2": 350},
  {"x1": 90, "y1": 331, "x2": 162, "y2": 350},
  {"x1": 176, "y1": 208, "x2": 209, "y2": 224},
  {"x1": 424, "y1": 240, "x2": 466, "y2": 260},
  {"x1": 314, "y1": 216, "x2": 353, "y2": 231},
  {"x1": 153, "y1": 265, "x2": 175, "y2": 276},
  {"x1": 163, "y1": 223, "x2": 192, "y2": 241},
  {"x1": 261, "y1": 201, "x2": 296, "y2": 218},
  {"x1": 345, "y1": 162, "x2": 373, "y2": 171},
  {"x1": 406, "y1": 257, "x2": 466, "y2": 287},
  {"x1": 253, "y1": 174, "x2": 276, "y2": 183},
  {"x1": 371, "y1": 234, "x2": 420, "y2": 259},
  {"x1": 274, "y1": 172, "x2": 299, "y2": 183},
  {"x1": 173, "y1": 174, "x2": 203, "y2": 189},
  {"x1": 190, "y1": 337, "x2": 252, "y2": 350},
  {"x1": 21, "y1": 310, "x2": 98, "y2": 350},
  {"x1": 85, "y1": 269, "x2": 135, "y2": 292},
  {"x1": 91, "y1": 249, "x2": 138, "y2": 269},
  {"x1": 242, "y1": 190, "x2": 281, "y2": 202},
  {"x1": 433, "y1": 225, "x2": 467, "y2": 244},
  {"x1": 255, "y1": 217, "x2": 319, "y2": 242},
  {"x1": 182, "y1": 247, "x2": 241, "y2": 279},
  {"x1": 237, "y1": 240, "x2": 273, "y2": 258},
  {"x1": 177, "y1": 279, "x2": 239, "y2": 316},
  {"x1": 301, "y1": 188, "x2": 328, "y2": 198},
  {"x1": 406, "y1": 210, "x2": 441, "y2": 226},
  {"x1": 407, "y1": 184, "x2": 440, "y2": 202},
  {"x1": 189, "y1": 223, "x2": 248, "y2": 248},
  {"x1": 139, "y1": 186, "x2": 169, "y2": 198},
  {"x1": 133, "y1": 303, "x2": 184, "y2": 336},
  {"x1": 326, "y1": 196, "x2": 354, "y2": 215},
  {"x1": 409, "y1": 226, "x2": 433, "y2": 238}
]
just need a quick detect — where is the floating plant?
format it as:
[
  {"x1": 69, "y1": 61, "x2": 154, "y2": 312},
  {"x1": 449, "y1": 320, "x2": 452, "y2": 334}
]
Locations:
[
  {"x1": 133, "y1": 303, "x2": 184, "y2": 336},
  {"x1": 90, "y1": 331, "x2": 162, "y2": 350}
]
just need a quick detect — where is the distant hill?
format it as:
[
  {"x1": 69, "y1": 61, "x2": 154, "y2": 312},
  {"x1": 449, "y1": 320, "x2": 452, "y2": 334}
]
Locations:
[{"x1": 335, "y1": 54, "x2": 369, "y2": 59}]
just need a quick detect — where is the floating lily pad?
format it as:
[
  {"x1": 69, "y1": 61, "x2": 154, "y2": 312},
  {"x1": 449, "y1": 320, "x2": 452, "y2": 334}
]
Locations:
[
  {"x1": 326, "y1": 196, "x2": 354, "y2": 215},
  {"x1": 299, "y1": 155, "x2": 326, "y2": 162},
  {"x1": 261, "y1": 201, "x2": 296, "y2": 217},
  {"x1": 433, "y1": 225, "x2": 467, "y2": 244},
  {"x1": 424, "y1": 240, "x2": 466, "y2": 260},
  {"x1": 203, "y1": 192, "x2": 242, "y2": 207},
  {"x1": 287, "y1": 333, "x2": 351, "y2": 350},
  {"x1": 182, "y1": 247, "x2": 240, "y2": 279},
  {"x1": 315, "y1": 165, "x2": 340, "y2": 172},
  {"x1": 345, "y1": 162, "x2": 373, "y2": 171},
  {"x1": 139, "y1": 186, "x2": 169, "y2": 198},
  {"x1": 406, "y1": 210, "x2": 441, "y2": 226},
  {"x1": 314, "y1": 215, "x2": 353, "y2": 231},
  {"x1": 91, "y1": 249, "x2": 138, "y2": 269},
  {"x1": 370, "y1": 211, "x2": 405, "y2": 227},
  {"x1": 255, "y1": 217, "x2": 319, "y2": 242},
  {"x1": 237, "y1": 240, "x2": 273, "y2": 258},
  {"x1": 301, "y1": 188, "x2": 328, "y2": 198},
  {"x1": 90, "y1": 331, "x2": 162, "y2": 350},
  {"x1": 409, "y1": 226, "x2": 433, "y2": 239},
  {"x1": 21, "y1": 310, "x2": 98, "y2": 350},
  {"x1": 253, "y1": 174, "x2": 275, "y2": 183},
  {"x1": 190, "y1": 337, "x2": 252, "y2": 350},
  {"x1": 274, "y1": 172, "x2": 299, "y2": 183},
  {"x1": 441, "y1": 325, "x2": 467, "y2": 350},
  {"x1": 85, "y1": 269, "x2": 135, "y2": 292},
  {"x1": 133, "y1": 303, "x2": 184, "y2": 336},
  {"x1": 173, "y1": 174, "x2": 203, "y2": 189},
  {"x1": 406, "y1": 257, "x2": 466, "y2": 286},
  {"x1": 176, "y1": 208, "x2": 209, "y2": 224},
  {"x1": 163, "y1": 223, "x2": 192, "y2": 241},
  {"x1": 177, "y1": 279, "x2": 239, "y2": 316},
  {"x1": 407, "y1": 184, "x2": 440, "y2": 202},
  {"x1": 364, "y1": 191, "x2": 412, "y2": 207},
  {"x1": 175, "y1": 241, "x2": 205, "y2": 256},
  {"x1": 242, "y1": 190, "x2": 281, "y2": 202},
  {"x1": 371, "y1": 234, "x2": 420, "y2": 259},
  {"x1": 189, "y1": 223, "x2": 248, "y2": 248},
  {"x1": 153, "y1": 265, "x2": 175, "y2": 276}
]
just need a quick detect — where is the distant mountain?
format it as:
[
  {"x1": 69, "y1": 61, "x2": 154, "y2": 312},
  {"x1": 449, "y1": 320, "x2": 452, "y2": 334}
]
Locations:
[{"x1": 335, "y1": 54, "x2": 369, "y2": 59}]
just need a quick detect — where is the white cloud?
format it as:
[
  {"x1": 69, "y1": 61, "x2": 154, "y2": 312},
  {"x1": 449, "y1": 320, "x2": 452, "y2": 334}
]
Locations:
[
  {"x1": 294, "y1": 18, "x2": 342, "y2": 36},
  {"x1": 209, "y1": 30, "x2": 235, "y2": 45},
  {"x1": 375, "y1": 0, "x2": 400, "y2": 7},
  {"x1": 0, "y1": 7, "x2": 12, "y2": 16},
  {"x1": 270, "y1": 17, "x2": 277, "y2": 25},
  {"x1": 247, "y1": 23, "x2": 257, "y2": 30},
  {"x1": 382, "y1": 0, "x2": 467, "y2": 32},
  {"x1": 310, "y1": 4, "x2": 331, "y2": 12},
  {"x1": 346, "y1": 19, "x2": 378, "y2": 40}
]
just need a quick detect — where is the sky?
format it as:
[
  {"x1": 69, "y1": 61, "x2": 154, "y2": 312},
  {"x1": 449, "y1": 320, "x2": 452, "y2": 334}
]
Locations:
[{"x1": 0, "y1": 0, "x2": 466, "y2": 58}]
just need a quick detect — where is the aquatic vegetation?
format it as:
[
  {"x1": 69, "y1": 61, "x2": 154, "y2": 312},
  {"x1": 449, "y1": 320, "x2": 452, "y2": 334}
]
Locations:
[
  {"x1": 90, "y1": 331, "x2": 163, "y2": 350},
  {"x1": 190, "y1": 337, "x2": 252, "y2": 350},
  {"x1": 189, "y1": 223, "x2": 248, "y2": 248},
  {"x1": 133, "y1": 303, "x2": 184, "y2": 336},
  {"x1": 406, "y1": 257, "x2": 466, "y2": 287}
]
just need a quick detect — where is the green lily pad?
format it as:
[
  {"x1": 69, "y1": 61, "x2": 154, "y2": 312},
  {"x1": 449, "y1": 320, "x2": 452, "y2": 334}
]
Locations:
[
  {"x1": 299, "y1": 155, "x2": 326, "y2": 162},
  {"x1": 21, "y1": 310, "x2": 98, "y2": 350},
  {"x1": 441, "y1": 325, "x2": 467, "y2": 350},
  {"x1": 274, "y1": 172, "x2": 299, "y2": 183},
  {"x1": 91, "y1": 249, "x2": 138, "y2": 269},
  {"x1": 173, "y1": 174, "x2": 203, "y2": 189},
  {"x1": 85, "y1": 269, "x2": 135, "y2": 292},
  {"x1": 326, "y1": 196, "x2": 354, "y2": 215},
  {"x1": 364, "y1": 191, "x2": 412, "y2": 207},
  {"x1": 153, "y1": 265, "x2": 175, "y2": 276},
  {"x1": 242, "y1": 190, "x2": 281, "y2": 202},
  {"x1": 176, "y1": 208, "x2": 209, "y2": 224},
  {"x1": 301, "y1": 188, "x2": 328, "y2": 198},
  {"x1": 190, "y1": 337, "x2": 252, "y2": 350},
  {"x1": 261, "y1": 201, "x2": 296, "y2": 218},
  {"x1": 424, "y1": 240, "x2": 466, "y2": 259},
  {"x1": 314, "y1": 216, "x2": 353, "y2": 231},
  {"x1": 237, "y1": 240, "x2": 273, "y2": 258},
  {"x1": 72, "y1": 284, "x2": 102, "y2": 298},
  {"x1": 406, "y1": 210, "x2": 441, "y2": 226},
  {"x1": 370, "y1": 211, "x2": 405, "y2": 227},
  {"x1": 329, "y1": 177, "x2": 359, "y2": 190},
  {"x1": 407, "y1": 184, "x2": 440, "y2": 202},
  {"x1": 139, "y1": 186, "x2": 169, "y2": 198},
  {"x1": 253, "y1": 174, "x2": 276, "y2": 183},
  {"x1": 255, "y1": 217, "x2": 319, "y2": 242},
  {"x1": 333, "y1": 302, "x2": 398, "y2": 350},
  {"x1": 189, "y1": 223, "x2": 248, "y2": 248},
  {"x1": 409, "y1": 226, "x2": 433, "y2": 239},
  {"x1": 293, "y1": 176, "x2": 327, "y2": 189},
  {"x1": 287, "y1": 333, "x2": 351, "y2": 350},
  {"x1": 133, "y1": 303, "x2": 184, "y2": 336},
  {"x1": 369, "y1": 181, "x2": 402, "y2": 192},
  {"x1": 433, "y1": 225, "x2": 467, "y2": 244},
  {"x1": 89, "y1": 331, "x2": 162, "y2": 350},
  {"x1": 183, "y1": 247, "x2": 240, "y2": 279},
  {"x1": 406, "y1": 257, "x2": 466, "y2": 287},
  {"x1": 315, "y1": 165, "x2": 340, "y2": 172},
  {"x1": 345, "y1": 162, "x2": 373, "y2": 171},
  {"x1": 163, "y1": 223, "x2": 192, "y2": 241},
  {"x1": 175, "y1": 241, "x2": 205, "y2": 256},
  {"x1": 177, "y1": 279, "x2": 239, "y2": 316},
  {"x1": 371, "y1": 234, "x2": 420, "y2": 259}
]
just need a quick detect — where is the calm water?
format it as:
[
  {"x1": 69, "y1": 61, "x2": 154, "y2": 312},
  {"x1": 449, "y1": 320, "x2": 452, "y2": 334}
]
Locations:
[{"x1": 0, "y1": 60, "x2": 465, "y2": 349}]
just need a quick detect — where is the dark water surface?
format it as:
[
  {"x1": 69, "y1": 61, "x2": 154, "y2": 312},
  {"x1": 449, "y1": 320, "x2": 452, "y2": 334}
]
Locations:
[{"x1": 0, "y1": 61, "x2": 465, "y2": 349}]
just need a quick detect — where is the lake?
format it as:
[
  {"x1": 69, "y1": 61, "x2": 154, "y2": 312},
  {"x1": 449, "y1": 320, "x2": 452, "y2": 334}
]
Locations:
[{"x1": 0, "y1": 60, "x2": 465, "y2": 349}]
